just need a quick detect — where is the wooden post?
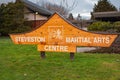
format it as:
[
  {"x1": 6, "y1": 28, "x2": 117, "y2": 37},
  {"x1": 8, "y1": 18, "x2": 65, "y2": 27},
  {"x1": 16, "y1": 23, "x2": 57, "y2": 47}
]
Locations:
[
  {"x1": 70, "y1": 52, "x2": 74, "y2": 61},
  {"x1": 40, "y1": 51, "x2": 46, "y2": 59}
]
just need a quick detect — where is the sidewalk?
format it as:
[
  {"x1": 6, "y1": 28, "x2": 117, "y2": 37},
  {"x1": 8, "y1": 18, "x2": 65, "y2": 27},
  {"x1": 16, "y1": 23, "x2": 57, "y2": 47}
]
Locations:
[{"x1": 77, "y1": 47, "x2": 96, "y2": 52}]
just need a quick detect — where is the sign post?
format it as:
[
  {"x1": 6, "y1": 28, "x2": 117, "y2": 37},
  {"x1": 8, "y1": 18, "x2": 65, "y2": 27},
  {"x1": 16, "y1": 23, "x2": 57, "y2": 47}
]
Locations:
[
  {"x1": 10, "y1": 12, "x2": 118, "y2": 60},
  {"x1": 40, "y1": 51, "x2": 46, "y2": 59},
  {"x1": 70, "y1": 52, "x2": 75, "y2": 61}
]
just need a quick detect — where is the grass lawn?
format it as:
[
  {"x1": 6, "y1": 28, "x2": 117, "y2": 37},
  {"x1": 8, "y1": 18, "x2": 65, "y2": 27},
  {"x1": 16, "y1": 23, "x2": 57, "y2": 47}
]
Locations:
[{"x1": 0, "y1": 37, "x2": 120, "y2": 80}]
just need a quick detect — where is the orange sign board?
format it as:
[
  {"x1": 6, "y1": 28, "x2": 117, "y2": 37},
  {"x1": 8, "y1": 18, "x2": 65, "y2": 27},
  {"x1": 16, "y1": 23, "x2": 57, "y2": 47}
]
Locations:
[{"x1": 10, "y1": 13, "x2": 118, "y2": 52}]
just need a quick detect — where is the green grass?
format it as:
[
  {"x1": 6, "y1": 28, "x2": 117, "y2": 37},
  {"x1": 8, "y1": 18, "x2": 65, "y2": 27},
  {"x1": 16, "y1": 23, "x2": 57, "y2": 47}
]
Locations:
[{"x1": 0, "y1": 37, "x2": 120, "y2": 80}]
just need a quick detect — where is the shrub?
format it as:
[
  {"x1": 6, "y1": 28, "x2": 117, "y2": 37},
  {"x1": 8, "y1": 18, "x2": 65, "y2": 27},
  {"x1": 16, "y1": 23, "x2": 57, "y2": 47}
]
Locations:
[
  {"x1": 88, "y1": 21, "x2": 113, "y2": 31},
  {"x1": 113, "y1": 21, "x2": 120, "y2": 32}
]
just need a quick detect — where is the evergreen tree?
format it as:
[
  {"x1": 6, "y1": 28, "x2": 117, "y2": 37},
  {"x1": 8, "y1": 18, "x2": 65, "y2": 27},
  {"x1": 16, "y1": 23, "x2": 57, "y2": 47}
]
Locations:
[
  {"x1": 0, "y1": 4, "x2": 6, "y2": 34},
  {"x1": 68, "y1": 13, "x2": 74, "y2": 20},
  {"x1": 93, "y1": 0, "x2": 117, "y2": 12},
  {"x1": 76, "y1": 14, "x2": 81, "y2": 21},
  {"x1": 0, "y1": 1, "x2": 31, "y2": 36}
]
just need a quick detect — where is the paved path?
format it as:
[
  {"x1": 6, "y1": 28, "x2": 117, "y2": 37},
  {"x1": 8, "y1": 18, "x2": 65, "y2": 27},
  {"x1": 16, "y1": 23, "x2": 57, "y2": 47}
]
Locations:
[{"x1": 77, "y1": 47, "x2": 96, "y2": 52}]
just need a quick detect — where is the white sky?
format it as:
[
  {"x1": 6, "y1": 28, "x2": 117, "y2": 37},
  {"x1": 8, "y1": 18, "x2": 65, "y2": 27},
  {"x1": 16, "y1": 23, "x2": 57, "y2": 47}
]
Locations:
[{"x1": 0, "y1": 0, "x2": 120, "y2": 19}]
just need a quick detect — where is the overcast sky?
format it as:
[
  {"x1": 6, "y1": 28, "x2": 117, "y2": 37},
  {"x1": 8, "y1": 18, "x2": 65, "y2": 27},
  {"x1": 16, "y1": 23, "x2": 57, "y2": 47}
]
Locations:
[{"x1": 0, "y1": 0, "x2": 120, "y2": 19}]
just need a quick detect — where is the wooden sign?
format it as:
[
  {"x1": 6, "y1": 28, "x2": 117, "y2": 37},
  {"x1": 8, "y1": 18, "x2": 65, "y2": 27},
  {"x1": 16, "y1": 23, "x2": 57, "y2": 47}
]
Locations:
[{"x1": 10, "y1": 12, "x2": 118, "y2": 52}]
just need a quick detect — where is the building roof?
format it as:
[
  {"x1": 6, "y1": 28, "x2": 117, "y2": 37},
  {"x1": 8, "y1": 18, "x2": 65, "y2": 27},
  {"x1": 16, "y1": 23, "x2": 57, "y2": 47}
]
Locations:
[
  {"x1": 92, "y1": 11, "x2": 120, "y2": 18},
  {"x1": 19, "y1": 0, "x2": 53, "y2": 16}
]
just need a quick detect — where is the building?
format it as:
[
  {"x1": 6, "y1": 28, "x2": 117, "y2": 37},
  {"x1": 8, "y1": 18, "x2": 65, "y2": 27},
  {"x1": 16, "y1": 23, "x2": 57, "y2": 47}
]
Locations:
[
  {"x1": 17, "y1": 0, "x2": 53, "y2": 28},
  {"x1": 67, "y1": 17, "x2": 93, "y2": 30},
  {"x1": 91, "y1": 11, "x2": 120, "y2": 22}
]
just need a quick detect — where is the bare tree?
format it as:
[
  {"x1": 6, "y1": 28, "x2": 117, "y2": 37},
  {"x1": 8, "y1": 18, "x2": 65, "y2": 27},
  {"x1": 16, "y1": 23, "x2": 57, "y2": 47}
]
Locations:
[{"x1": 36, "y1": 0, "x2": 77, "y2": 16}]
